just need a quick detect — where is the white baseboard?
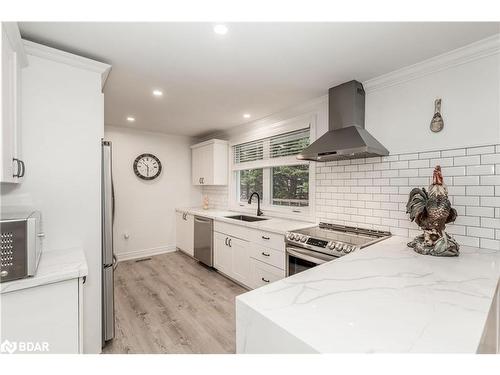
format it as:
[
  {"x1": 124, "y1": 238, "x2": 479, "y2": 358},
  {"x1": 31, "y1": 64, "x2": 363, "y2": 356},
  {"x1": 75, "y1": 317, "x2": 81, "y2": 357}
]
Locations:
[{"x1": 115, "y1": 245, "x2": 176, "y2": 262}]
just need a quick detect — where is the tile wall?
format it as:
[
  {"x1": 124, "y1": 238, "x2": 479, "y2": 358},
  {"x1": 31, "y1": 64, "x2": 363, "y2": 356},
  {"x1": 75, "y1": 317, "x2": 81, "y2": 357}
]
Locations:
[
  {"x1": 316, "y1": 144, "x2": 500, "y2": 250},
  {"x1": 202, "y1": 144, "x2": 500, "y2": 249}
]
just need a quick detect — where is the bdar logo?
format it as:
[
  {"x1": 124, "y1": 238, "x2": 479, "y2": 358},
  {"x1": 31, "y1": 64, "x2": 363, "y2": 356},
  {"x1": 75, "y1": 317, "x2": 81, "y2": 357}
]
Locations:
[{"x1": 0, "y1": 340, "x2": 17, "y2": 354}]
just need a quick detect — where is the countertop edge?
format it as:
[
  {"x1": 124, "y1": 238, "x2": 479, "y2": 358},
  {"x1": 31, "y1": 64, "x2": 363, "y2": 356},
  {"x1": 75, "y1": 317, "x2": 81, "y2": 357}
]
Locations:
[
  {"x1": 176, "y1": 207, "x2": 316, "y2": 235},
  {"x1": 0, "y1": 247, "x2": 88, "y2": 294}
]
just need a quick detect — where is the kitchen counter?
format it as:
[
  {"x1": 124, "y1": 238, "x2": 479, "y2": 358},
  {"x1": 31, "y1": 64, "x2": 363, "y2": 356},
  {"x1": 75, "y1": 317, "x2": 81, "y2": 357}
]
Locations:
[
  {"x1": 0, "y1": 247, "x2": 88, "y2": 294},
  {"x1": 176, "y1": 207, "x2": 316, "y2": 235},
  {"x1": 236, "y1": 236, "x2": 500, "y2": 353}
]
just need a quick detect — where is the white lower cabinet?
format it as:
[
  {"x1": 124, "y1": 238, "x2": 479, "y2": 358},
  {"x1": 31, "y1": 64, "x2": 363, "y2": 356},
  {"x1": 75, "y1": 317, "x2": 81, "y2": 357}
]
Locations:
[
  {"x1": 0, "y1": 278, "x2": 83, "y2": 353},
  {"x1": 214, "y1": 232, "x2": 232, "y2": 275},
  {"x1": 175, "y1": 211, "x2": 194, "y2": 256},
  {"x1": 249, "y1": 258, "x2": 285, "y2": 289},
  {"x1": 214, "y1": 222, "x2": 285, "y2": 289}
]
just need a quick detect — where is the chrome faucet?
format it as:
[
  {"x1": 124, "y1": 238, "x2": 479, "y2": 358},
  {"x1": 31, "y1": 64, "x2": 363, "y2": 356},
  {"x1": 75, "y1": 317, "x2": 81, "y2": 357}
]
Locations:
[{"x1": 248, "y1": 192, "x2": 263, "y2": 216}]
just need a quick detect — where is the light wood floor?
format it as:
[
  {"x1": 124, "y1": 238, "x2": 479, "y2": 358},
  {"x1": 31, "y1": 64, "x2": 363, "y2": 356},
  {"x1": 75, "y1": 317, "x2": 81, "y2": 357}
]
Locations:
[{"x1": 102, "y1": 251, "x2": 247, "y2": 354}]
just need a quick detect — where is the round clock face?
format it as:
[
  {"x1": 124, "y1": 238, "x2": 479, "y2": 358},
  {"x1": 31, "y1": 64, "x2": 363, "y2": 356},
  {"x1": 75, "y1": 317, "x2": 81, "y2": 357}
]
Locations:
[{"x1": 133, "y1": 153, "x2": 162, "y2": 180}]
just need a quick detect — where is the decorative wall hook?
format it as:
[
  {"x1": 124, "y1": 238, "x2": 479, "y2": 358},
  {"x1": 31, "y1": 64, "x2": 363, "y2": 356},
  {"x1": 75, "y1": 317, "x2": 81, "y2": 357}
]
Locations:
[{"x1": 430, "y1": 98, "x2": 444, "y2": 133}]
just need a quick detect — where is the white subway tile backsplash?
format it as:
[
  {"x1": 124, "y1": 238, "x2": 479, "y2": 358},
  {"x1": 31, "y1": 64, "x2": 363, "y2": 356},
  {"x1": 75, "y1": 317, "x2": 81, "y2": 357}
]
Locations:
[
  {"x1": 198, "y1": 143, "x2": 500, "y2": 252},
  {"x1": 419, "y1": 151, "x2": 441, "y2": 159},
  {"x1": 467, "y1": 145, "x2": 495, "y2": 155},
  {"x1": 481, "y1": 196, "x2": 500, "y2": 207},
  {"x1": 467, "y1": 206, "x2": 495, "y2": 218},
  {"x1": 399, "y1": 153, "x2": 419, "y2": 161},
  {"x1": 441, "y1": 166, "x2": 466, "y2": 176},
  {"x1": 381, "y1": 169, "x2": 398, "y2": 178},
  {"x1": 454, "y1": 235, "x2": 480, "y2": 247},
  {"x1": 480, "y1": 175, "x2": 500, "y2": 185},
  {"x1": 454, "y1": 176, "x2": 480, "y2": 185},
  {"x1": 480, "y1": 238, "x2": 500, "y2": 250},
  {"x1": 442, "y1": 148, "x2": 466, "y2": 157},
  {"x1": 313, "y1": 143, "x2": 500, "y2": 250},
  {"x1": 390, "y1": 161, "x2": 409, "y2": 170},
  {"x1": 454, "y1": 196, "x2": 480, "y2": 206},
  {"x1": 481, "y1": 154, "x2": 500, "y2": 164},
  {"x1": 466, "y1": 165, "x2": 495, "y2": 176},
  {"x1": 481, "y1": 217, "x2": 500, "y2": 229},
  {"x1": 409, "y1": 159, "x2": 429, "y2": 169},
  {"x1": 454, "y1": 155, "x2": 480, "y2": 166},
  {"x1": 467, "y1": 227, "x2": 495, "y2": 239},
  {"x1": 430, "y1": 158, "x2": 454, "y2": 167},
  {"x1": 466, "y1": 186, "x2": 495, "y2": 196},
  {"x1": 390, "y1": 178, "x2": 409, "y2": 186}
]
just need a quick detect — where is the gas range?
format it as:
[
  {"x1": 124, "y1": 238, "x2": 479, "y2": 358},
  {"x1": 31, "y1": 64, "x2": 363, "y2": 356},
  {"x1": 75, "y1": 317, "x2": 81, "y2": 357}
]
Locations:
[{"x1": 286, "y1": 223, "x2": 392, "y2": 258}]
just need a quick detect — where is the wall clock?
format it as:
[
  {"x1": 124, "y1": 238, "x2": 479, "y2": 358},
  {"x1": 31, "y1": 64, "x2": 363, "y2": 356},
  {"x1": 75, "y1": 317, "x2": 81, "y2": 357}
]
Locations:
[{"x1": 133, "y1": 153, "x2": 162, "y2": 180}]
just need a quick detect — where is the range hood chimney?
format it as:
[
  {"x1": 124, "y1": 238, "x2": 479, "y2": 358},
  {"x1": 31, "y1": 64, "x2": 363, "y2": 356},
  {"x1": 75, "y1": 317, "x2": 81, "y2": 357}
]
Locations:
[{"x1": 297, "y1": 80, "x2": 389, "y2": 162}]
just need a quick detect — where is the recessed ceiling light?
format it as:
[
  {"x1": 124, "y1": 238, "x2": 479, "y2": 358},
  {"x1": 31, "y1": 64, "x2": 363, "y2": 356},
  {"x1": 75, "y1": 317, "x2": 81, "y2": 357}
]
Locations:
[
  {"x1": 214, "y1": 24, "x2": 228, "y2": 35},
  {"x1": 243, "y1": 113, "x2": 251, "y2": 119},
  {"x1": 152, "y1": 89, "x2": 163, "y2": 97},
  {"x1": 126, "y1": 116, "x2": 135, "y2": 122}
]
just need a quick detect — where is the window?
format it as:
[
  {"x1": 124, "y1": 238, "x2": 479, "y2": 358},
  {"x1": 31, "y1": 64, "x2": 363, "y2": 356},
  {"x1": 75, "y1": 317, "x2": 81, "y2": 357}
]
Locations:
[
  {"x1": 232, "y1": 125, "x2": 313, "y2": 214},
  {"x1": 238, "y1": 168, "x2": 263, "y2": 202},
  {"x1": 272, "y1": 165, "x2": 309, "y2": 207}
]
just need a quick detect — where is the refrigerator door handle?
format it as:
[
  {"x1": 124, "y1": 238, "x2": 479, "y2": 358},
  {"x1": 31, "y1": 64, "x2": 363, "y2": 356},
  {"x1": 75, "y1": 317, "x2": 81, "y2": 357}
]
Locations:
[{"x1": 112, "y1": 254, "x2": 118, "y2": 270}]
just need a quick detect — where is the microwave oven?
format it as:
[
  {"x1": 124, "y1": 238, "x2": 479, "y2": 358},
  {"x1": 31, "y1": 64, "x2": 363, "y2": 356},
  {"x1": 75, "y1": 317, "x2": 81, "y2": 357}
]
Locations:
[{"x1": 0, "y1": 211, "x2": 44, "y2": 282}]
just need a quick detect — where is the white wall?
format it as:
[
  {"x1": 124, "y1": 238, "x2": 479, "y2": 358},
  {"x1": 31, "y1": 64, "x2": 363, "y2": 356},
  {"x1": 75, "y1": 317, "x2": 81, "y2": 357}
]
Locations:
[
  {"x1": 104, "y1": 126, "x2": 201, "y2": 260},
  {"x1": 363, "y1": 54, "x2": 500, "y2": 154},
  {"x1": 1, "y1": 54, "x2": 104, "y2": 353}
]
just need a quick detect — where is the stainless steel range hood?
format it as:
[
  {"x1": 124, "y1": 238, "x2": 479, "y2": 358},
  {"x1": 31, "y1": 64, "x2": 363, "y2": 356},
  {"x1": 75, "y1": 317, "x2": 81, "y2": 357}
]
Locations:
[{"x1": 297, "y1": 80, "x2": 389, "y2": 162}]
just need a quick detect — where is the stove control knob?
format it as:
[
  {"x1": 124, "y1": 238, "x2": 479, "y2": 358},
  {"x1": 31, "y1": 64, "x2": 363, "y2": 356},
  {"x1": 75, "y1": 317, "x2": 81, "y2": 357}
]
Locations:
[
  {"x1": 286, "y1": 233, "x2": 291, "y2": 240},
  {"x1": 293, "y1": 234, "x2": 299, "y2": 241},
  {"x1": 335, "y1": 243, "x2": 343, "y2": 250},
  {"x1": 300, "y1": 235, "x2": 307, "y2": 243},
  {"x1": 329, "y1": 243, "x2": 336, "y2": 250},
  {"x1": 345, "y1": 246, "x2": 352, "y2": 253}
]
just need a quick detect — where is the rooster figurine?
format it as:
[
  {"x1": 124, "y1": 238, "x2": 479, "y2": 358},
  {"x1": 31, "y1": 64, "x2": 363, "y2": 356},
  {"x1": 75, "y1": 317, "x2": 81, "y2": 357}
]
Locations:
[{"x1": 406, "y1": 165, "x2": 459, "y2": 256}]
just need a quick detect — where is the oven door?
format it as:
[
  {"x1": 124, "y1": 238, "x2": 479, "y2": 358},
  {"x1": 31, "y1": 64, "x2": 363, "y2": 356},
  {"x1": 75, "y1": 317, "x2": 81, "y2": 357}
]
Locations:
[{"x1": 286, "y1": 246, "x2": 336, "y2": 276}]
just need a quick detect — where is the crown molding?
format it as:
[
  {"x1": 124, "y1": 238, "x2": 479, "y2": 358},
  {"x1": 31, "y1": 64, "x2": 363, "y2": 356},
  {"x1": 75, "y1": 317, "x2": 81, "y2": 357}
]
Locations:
[
  {"x1": 3, "y1": 23, "x2": 28, "y2": 67},
  {"x1": 22, "y1": 39, "x2": 112, "y2": 90},
  {"x1": 363, "y1": 33, "x2": 500, "y2": 93}
]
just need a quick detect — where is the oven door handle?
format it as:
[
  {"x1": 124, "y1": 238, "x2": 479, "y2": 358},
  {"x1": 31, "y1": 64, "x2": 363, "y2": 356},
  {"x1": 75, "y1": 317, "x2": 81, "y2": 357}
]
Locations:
[{"x1": 286, "y1": 247, "x2": 332, "y2": 265}]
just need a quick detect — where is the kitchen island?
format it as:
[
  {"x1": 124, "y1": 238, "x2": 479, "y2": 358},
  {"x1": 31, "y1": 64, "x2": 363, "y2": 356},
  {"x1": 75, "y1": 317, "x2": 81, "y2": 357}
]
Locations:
[{"x1": 236, "y1": 236, "x2": 500, "y2": 353}]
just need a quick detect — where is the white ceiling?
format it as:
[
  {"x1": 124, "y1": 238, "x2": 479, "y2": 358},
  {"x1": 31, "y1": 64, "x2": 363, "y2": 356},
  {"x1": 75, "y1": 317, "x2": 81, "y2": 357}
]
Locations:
[{"x1": 19, "y1": 22, "x2": 499, "y2": 137}]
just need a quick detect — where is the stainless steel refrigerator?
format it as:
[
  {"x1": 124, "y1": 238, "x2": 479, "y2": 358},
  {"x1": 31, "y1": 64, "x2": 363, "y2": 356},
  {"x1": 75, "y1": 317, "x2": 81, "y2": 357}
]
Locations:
[{"x1": 102, "y1": 140, "x2": 116, "y2": 345}]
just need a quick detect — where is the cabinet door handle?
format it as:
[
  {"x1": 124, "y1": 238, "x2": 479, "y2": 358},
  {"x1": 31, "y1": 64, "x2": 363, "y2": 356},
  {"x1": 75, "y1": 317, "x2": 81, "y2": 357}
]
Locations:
[
  {"x1": 225, "y1": 237, "x2": 228, "y2": 246},
  {"x1": 228, "y1": 238, "x2": 232, "y2": 247},
  {"x1": 199, "y1": 178, "x2": 201, "y2": 184},
  {"x1": 261, "y1": 277, "x2": 270, "y2": 283},
  {"x1": 201, "y1": 177, "x2": 204, "y2": 184},
  {"x1": 261, "y1": 252, "x2": 270, "y2": 257},
  {"x1": 12, "y1": 158, "x2": 20, "y2": 178},
  {"x1": 19, "y1": 160, "x2": 25, "y2": 177},
  {"x1": 262, "y1": 236, "x2": 270, "y2": 240}
]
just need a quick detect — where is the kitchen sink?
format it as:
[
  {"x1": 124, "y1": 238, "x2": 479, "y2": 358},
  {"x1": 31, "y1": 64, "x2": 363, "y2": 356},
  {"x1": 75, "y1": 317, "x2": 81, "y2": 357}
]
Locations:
[{"x1": 225, "y1": 215, "x2": 269, "y2": 222}]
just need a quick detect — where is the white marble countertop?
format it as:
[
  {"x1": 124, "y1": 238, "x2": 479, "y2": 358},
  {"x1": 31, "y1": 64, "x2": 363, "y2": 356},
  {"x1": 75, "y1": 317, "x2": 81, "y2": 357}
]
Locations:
[
  {"x1": 176, "y1": 207, "x2": 316, "y2": 235},
  {"x1": 0, "y1": 247, "x2": 88, "y2": 294},
  {"x1": 236, "y1": 236, "x2": 500, "y2": 353}
]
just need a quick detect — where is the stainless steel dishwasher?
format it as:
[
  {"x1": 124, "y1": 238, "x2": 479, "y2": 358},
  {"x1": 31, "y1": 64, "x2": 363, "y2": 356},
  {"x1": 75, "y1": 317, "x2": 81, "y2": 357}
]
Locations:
[{"x1": 193, "y1": 216, "x2": 213, "y2": 267}]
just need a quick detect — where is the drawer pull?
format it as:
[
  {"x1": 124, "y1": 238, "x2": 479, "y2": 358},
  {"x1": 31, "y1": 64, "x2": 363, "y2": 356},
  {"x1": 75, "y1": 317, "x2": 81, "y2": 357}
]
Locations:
[
  {"x1": 261, "y1": 252, "x2": 270, "y2": 257},
  {"x1": 261, "y1": 277, "x2": 270, "y2": 283},
  {"x1": 261, "y1": 236, "x2": 270, "y2": 240}
]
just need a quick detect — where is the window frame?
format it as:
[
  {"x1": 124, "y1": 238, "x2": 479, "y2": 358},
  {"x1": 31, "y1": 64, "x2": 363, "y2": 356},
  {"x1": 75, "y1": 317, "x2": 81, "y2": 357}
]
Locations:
[{"x1": 229, "y1": 114, "x2": 316, "y2": 219}]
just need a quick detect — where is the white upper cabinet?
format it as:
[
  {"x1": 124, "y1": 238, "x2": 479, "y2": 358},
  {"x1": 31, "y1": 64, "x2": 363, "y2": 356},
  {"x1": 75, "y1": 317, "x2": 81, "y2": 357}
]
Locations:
[
  {"x1": 191, "y1": 139, "x2": 228, "y2": 185},
  {"x1": 1, "y1": 23, "x2": 27, "y2": 184}
]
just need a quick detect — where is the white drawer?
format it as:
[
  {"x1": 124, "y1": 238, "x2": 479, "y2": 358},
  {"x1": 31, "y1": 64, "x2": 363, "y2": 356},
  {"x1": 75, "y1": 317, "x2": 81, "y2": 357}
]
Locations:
[
  {"x1": 247, "y1": 228, "x2": 284, "y2": 251},
  {"x1": 250, "y1": 258, "x2": 285, "y2": 289},
  {"x1": 214, "y1": 221, "x2": 284, "y2": 251},
  {"x1": 250, "y1": 245, "x2": 285, "y2": 270}
]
